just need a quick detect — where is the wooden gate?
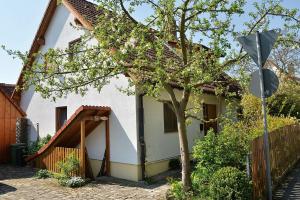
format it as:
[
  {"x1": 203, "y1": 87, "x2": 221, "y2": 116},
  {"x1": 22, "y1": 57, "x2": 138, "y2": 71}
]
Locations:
[{"x1": 251, "y1": 124, "x2": 300, "y2": 199}]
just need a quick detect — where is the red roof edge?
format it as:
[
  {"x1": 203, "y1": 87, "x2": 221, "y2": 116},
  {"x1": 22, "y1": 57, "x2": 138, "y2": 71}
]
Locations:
[{"x1": 26, "y1": 105, "x2": 111, "y2": 162}]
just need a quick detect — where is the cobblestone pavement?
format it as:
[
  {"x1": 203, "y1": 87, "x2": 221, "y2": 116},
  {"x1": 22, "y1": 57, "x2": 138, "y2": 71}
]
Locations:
[
  {"x1": 0, "y1": 165, "x2": 170, "y2": 200},
  {"x1": 274, "y1": 162, "x2": 300, "y2": 199}
]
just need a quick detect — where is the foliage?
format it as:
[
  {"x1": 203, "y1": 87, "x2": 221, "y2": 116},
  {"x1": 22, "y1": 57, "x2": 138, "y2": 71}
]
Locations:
[
  {"x1": 168, "y1": 178, "x2": 194, "y2": 200},
  {"x1": 240, "y1": 94, "x2": 262, "y2": 121},
  {"x1": 54, "y1": 154, "x2": 84, "y2": 187},
  {"x1": 35, "y1": 169, "x2": 52, "y2": 179},
  {"x1": 54, "y1": 173, "x2": 69, "y2": 186},
  {"x1": 56, "y1": 153, "x2": 80, "y2": 178},
  {"x1": 240, "y1": 93, "x2": 298, "y2": 139},
  {"x1": 249, "y1": 115, "x2": 297, "y2": 139},
  {"x1": 209, "y1": 167, "x2": 252, "y2": 200},
  {"x1": 65, "y1": 177, "x2": 86, "y2": 188},
  {"x1": 27, "y1": 134, "x2": 52, "y2": 155},
  {"x1": 268, "y1": 79, "x2": 300, "y2": 119},
  {"x1": 4, "y1": 0, "x2": 300, "y2": 191},
  {"x1": 169, "y1": 158, "x2": 181, "y2": 170}
]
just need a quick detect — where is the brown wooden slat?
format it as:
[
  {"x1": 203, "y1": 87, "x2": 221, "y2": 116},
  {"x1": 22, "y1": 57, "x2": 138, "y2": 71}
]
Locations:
[{"x1": 251, "y1": 124, "x2": 300, "y2": 200}]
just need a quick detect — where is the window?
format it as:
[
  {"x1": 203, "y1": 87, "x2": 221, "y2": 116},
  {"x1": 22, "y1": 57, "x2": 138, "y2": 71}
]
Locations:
[
  {"x1": 68, "y1": 38, "x2": 81, "y2": 60},
  {"x1": 203, "y1": 104, "x2": 218, "y2": 135},
  {"x1": 56, "y1": 106, "x2": 67, "y2": 131},
  {"x1": 163, "y1": 102, "x2": 177, "y2": 133}
]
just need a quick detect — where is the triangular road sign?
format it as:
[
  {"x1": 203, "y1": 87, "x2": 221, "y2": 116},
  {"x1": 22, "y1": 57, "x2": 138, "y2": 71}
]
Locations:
[{"x1": 237, "y1": 30, "x2": 279, "y2": 67}]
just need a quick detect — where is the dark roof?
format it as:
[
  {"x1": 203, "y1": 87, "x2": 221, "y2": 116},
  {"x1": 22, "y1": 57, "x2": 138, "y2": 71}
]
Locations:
[
  {"x1": 13, "y1": 0, "x2": 240, "y2": 100},
  {"x1": 67, "y1": 0, "x2": 104, "y2": 25},
  {"x1": 0, "y1": 83, "x2": 15, "y2": 97}
]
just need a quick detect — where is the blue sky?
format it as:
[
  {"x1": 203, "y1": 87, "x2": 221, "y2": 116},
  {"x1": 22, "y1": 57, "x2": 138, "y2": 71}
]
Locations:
[{"x1": 0, "y1": 0, "x2": 299, "y2": 84}]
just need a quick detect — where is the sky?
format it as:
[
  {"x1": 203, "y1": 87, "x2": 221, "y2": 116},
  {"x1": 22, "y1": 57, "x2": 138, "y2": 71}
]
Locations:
[{"x1": 0, "y1": 0, "x2": 299, "y2": 84}]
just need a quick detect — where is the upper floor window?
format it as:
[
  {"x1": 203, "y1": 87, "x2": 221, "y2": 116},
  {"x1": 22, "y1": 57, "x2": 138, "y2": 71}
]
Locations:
[
  {"x1": 56, "y1": 106, "x2": 67, "y2": 131},
  {"x1": 68, "y1": 38, "x2": 82, "y2": 60}
]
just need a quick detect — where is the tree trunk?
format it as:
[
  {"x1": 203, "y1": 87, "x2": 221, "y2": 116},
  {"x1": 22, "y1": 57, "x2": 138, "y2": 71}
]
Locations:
[{"x1": 177, "y1": 110, "x2": 192, "y2": 191}]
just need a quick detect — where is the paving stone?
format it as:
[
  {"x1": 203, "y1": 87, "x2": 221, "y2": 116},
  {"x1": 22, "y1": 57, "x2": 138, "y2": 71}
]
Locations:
[{"x1": 0, "y1": 165, "x2": 169, "y2": 200}]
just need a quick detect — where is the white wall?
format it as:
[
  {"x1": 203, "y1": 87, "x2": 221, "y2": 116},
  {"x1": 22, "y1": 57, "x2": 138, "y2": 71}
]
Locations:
[
  {"x1": 143, "y1": 90, "x2": 226, "y2": 163},
  {"x1": 20, "y1": 5, "x2": 139, "y2": 165}
]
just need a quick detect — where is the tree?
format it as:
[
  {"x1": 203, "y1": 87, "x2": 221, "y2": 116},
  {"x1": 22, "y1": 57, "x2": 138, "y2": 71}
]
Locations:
[{"x1": 4, "y1": 0, "x2": 300, "y2": 191}]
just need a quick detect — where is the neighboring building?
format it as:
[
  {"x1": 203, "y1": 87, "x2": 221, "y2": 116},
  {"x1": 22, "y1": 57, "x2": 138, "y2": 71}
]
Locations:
[
  {"x1": 12, "y1": 0, "x2": 236, "y2": 181},
  {"x1": 265, "y1": 60, "x2": 300, "y2": 83},
  {"x1": 0, "y1": 83, "x2": 25, "y2": 163}
]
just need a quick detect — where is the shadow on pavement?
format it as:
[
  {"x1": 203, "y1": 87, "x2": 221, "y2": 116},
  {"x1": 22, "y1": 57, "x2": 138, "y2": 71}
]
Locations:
[{"x1": 0, "y1": 183, "x2": 17, "y2": 195}]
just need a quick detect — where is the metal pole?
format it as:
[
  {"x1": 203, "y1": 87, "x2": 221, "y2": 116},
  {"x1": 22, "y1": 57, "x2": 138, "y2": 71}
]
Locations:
[{"x1": 256, "y1": 31, "x2": 272, "y2": 199}]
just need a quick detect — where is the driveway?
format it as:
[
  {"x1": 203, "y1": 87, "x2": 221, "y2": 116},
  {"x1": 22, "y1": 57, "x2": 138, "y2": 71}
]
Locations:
[{"x1": 0, "y1": 165, "x2": 170, "y2": 200}]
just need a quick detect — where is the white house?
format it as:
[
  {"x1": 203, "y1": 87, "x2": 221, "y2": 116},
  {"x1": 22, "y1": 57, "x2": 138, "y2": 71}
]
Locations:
[{"x1": 12, "y1": 0, "x2": 237, "y2": 181}]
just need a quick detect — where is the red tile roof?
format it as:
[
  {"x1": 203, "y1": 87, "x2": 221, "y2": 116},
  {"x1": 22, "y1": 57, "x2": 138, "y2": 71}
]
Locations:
[
  {"x1": 13, "y1": 0, "x2": 239, "y2": 101},
  {"x1": 26, "y1": 105, "x2": 111, "y2": 162}
]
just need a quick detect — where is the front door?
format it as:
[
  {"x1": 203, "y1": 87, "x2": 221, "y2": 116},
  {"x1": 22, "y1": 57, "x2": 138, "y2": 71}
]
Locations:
[{"x1": 203, "y1": 104, "x2": 218, "y2": 135}]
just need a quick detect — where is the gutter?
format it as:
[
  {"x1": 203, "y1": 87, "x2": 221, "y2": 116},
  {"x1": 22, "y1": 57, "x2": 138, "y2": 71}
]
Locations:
[{"x1": 137, "y1": 94, "x2": 146, "y2": 180}]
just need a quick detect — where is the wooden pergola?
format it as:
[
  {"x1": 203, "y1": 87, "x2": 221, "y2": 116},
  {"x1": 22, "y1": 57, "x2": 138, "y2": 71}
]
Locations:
[
  {"x1": 27, "y1": 106, "x2": 111, "y2": 178},
  {"x1": 80, "y1": 115, "x2": 110, "y2": 177}
]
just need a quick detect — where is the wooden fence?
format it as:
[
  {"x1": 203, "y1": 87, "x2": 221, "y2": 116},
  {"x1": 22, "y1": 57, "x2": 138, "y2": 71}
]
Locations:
[
  {"x1": 251, "y1": 124, "x2": 300, "y2": 199},
  {"x1": 35, "y1": 147, "x2": 81, "y2": 176}
]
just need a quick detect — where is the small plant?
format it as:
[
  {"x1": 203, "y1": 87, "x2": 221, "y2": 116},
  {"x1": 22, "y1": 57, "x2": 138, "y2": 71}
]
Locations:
[
  {"x1": 28, "y1": 134, "x2": 52, "y2": 155},
  {"x1": 35, "y1": 169, "x2": 52, "y2": 179},
  {"x1": 55, "y1": 153, "x2": 81, "y2": 187},
  {"x1": 209, "y1": 167, "x2": 252, "y2": 200},
  {"x1": 66, "y1": 177, "x2": 86, "y2": 188},
  {"x1": 169, "y1": 158, "x2": 181, "y2": 170},
  {"x1": 167, "y1": 178, "x2": 194, "y2": 200},
  {"x1": 57, "y1": 153, "x2": 79, "y2": 178}
]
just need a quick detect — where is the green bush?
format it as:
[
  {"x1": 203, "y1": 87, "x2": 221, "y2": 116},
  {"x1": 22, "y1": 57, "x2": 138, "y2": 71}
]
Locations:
[
  {"x1": 57, "y1": 153, "x2": 79, "y2": 178},
  {"x1": 209, "y1": 167, "x2": 252, "y2": 200},
  {"x1": 267, "y1": 79, "x2": 300, "y2": 119},
  {"x1": 249, "y1": 115, "x2": 297, "y2": 139},
  {"x1": 35, "y1": 169, "x2": 52, "y2": 179},
  {"x1": 55, "y1": 153, "x2": 81, "y2": 187},
  {"x1": 28, "y1": 134, "x2": 52, "y2": 155},
  {"x1": 191, "y1": 127, "x2": 249, "y2": 196},
  {"x1": 193, "y1": 128, "x2": 248, "y2": 174},
  {"x1": 168, "y1": 179, "x2": 194, "y2": 200}
]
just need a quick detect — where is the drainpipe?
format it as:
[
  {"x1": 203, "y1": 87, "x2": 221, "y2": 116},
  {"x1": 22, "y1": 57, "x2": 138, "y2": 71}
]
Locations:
[{"x1": 137, "y1": 94, "x2": 146, "y2": 180}]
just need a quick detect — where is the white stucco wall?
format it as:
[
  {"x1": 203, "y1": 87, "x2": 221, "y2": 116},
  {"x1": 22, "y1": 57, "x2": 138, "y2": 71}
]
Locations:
[
  {"x1": 143, "y1": 90, "x2": 226, "y2": 163},
  {"x1": 20, "y1": 5, "x2": 139, "y2": 165}
]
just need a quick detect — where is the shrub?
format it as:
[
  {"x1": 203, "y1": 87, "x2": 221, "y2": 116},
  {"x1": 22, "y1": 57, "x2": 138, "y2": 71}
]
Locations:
[
  {"x1": 169, "y1": 158, "x2": 181, "y2": 170},
  {"x1": 66, "y1": 176, "x2": 86, "y2": 188},
  {"x1": 28, "y1": 134, "x2": 52, "y2": 155},
  {"x1": 193, "y1": 128, "x2": 248, "y2": 174},
  {"x1": 192, "y1": 128, "x2": 249, "y2": 196},
  {"x1": 249, "y1": 115, "x2": 297, "y2": 139},
  {"x1": 241, "y1": 94, "x2": 262, "y2": 121},
  {"x1": 209, "y1": 167, "x2": 252, "y2": 200},
  {"x1": 57, "y1": 153, "x2": 79, "y2": 178},
  {"x1": 35, "y1": 169, "x2": 52, "y2": 179},
  {"x1": 55, "y1": 153, "x2": 81, "y2": 187},
  {"x1": 167, "y1": 179, "x2": 193, "y2": 200}
]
